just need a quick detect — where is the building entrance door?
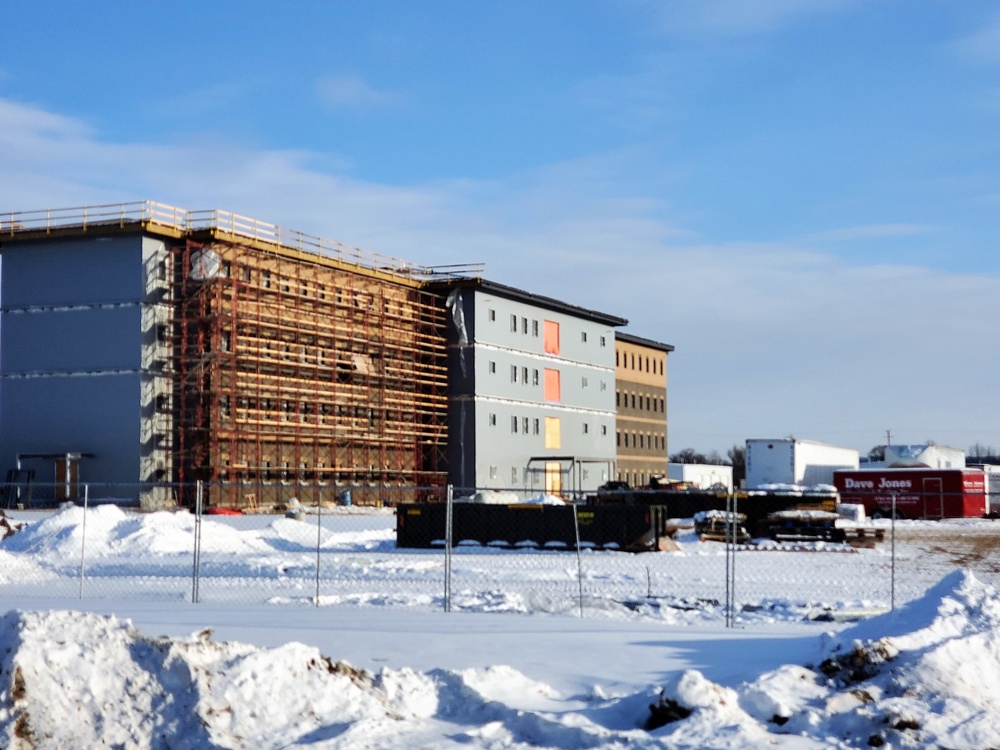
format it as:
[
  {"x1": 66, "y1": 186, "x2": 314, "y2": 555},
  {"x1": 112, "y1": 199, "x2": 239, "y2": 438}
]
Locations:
[
  {"x1": 922, "y1": 477, "x2": 944, "y2": 519},
  {"x1": 545, "y1": 462, "x2": 562, "y2": 496},
  {"x1": 55, "y1": 458, "x2": 79, "y2": 502}
]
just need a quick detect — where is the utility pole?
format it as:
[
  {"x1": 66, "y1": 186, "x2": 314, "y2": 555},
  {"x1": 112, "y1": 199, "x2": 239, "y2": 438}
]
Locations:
[{"x1": 886, "y1": 429, "x2": 892, "y2": 447}]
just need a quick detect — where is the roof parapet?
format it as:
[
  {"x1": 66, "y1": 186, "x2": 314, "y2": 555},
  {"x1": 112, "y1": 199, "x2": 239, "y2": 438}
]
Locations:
[{"x1": 1, "y1": 200, "x2": 483, "y2": 284}]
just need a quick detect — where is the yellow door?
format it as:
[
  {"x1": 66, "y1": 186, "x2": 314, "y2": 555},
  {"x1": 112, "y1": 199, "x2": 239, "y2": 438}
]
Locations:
[{"x1": 545, "y1": 462, "x2": 562, "y2": 496}]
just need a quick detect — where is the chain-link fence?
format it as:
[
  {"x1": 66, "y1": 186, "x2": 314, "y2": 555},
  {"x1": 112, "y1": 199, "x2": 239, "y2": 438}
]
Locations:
[{"x1": 3, "y1": 482, "x2": 999, "y2": 625}]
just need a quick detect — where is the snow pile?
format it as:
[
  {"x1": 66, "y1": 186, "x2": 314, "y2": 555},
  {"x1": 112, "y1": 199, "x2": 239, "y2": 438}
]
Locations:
[
  {"x1": 0, "y1": 609, "x2": 435, "y2": 749},
  {"x1": 646, "y1": 569, "x2": 1000, "y2": 748},
  {"x1": 455, "y1": 491, "x2": 566, "y2": 505},
  {"x1": 2, "y1": 570, "x2": 1000, "y2": 747},
  {"x1": 519, "y1": 493, "x2": 567, "y2": 505},
  {"x1": 456, "y1": 490, "x2": 522, "y2": 504}
]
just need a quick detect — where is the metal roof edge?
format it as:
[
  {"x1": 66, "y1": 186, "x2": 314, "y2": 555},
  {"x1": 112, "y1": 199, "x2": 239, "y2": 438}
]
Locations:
[
  {"x1": 615, "y1": 331, "x2": 675, "y2": 352},
  {"x1": 427, "y1": 277, "x2": 628, "y2": 327}
]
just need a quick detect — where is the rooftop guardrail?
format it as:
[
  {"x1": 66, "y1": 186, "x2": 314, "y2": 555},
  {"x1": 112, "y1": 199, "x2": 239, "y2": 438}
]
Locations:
[{"x1": 1, "y1": 201, "x2": 482, "y2": 283}]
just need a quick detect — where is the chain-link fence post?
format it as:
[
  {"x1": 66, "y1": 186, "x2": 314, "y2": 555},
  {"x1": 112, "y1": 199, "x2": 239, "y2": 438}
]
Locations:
[
  {"x1": 573, "y1": 503, "x2": 584, "y2": 618},
  {"x1": 315, "y1": 489, "x2": 323, "y2": 607},
  {"x1": 891, "y1": 492, "x2": 897, "y2": 611},
  {"x1": 444, "y1": 484, "x2": 453, "y2": 613},
  {"x1": 78, "y1": 484, "x2": 89, "y2": 599},
  {"x1": 191, "y1": 481, "x2": 203, "y2": 603},
  {"x1": 725, "y1": 490, "x2": 738, "y2": 628}
]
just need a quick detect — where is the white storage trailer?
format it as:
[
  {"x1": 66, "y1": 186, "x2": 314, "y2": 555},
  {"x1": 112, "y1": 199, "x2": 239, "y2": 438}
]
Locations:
[
  {"x1": 745, "y1": 438, "x2": 859, "y2": 489},
  {"x1": 667, "y1": 463, "x2": 734, "y2": 493}
]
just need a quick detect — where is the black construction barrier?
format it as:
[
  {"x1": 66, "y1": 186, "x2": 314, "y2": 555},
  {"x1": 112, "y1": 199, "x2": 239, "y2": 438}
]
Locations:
[{"x1": 396, "y1": 502, "x2": 670, "y2": 551}]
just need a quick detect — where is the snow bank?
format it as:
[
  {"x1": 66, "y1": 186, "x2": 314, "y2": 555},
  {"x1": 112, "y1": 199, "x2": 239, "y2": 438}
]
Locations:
[
  {"x1": 646, "y1": 569, "x2": 1000, "y2": 748},
  {"x1": 4, "y1": 570, "x2": 1000, "y2": 747},
  {"x1": 0, "y1": 609, "x2": 432, "y2": 749}
]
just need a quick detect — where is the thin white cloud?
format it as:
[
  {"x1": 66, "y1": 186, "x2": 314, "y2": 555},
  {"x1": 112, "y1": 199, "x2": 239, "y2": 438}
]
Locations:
[
  {"x1": 950, "y1": 18, "x2": 1000, "y2": 65},
  {"x1": 636, "y1": 0, "x2": 857, "y2": 38},
  {"x1": 800, "y1": 224, "x2": 937, "y2": 242},
  {"x1": 315, "y1": 74, "x2": 400, "y2": 112}
]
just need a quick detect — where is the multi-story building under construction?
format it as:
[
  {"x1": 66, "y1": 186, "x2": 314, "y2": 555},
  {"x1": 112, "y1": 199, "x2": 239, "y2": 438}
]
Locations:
[{"x1": 0, "y1": 202, "x2": 479, "y2": 508}]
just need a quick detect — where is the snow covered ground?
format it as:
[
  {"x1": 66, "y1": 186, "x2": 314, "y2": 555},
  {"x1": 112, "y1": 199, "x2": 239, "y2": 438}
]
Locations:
[{"x1": 2, "y1": 505, "x2": 1000, "y2": 748}]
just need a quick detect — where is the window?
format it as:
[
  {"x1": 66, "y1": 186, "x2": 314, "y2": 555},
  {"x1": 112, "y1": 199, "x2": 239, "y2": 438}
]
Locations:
[
  {"x1": 600, "y1": 336, "x2": 606, "y2": 347},
  {"x1": 583, "y1": 423, "x2": 589, "y2": 434},
  {"x1": 490, "y1": 466, "x2": 498, "y2": 480},
  {"x1": 616, "y1": 391, "x2": 620, "y2": 407},
  {"x1": 523, "y1": 416, "x2": 529, "y2": 434},
  {"x1": 600, "y1": 380, "x2": 607, "y2": 392},
  {"x1": 616, "y1": 351, "x2": 620, "y2": 366},
  {"x1": 512, "y1": 467, "x2": 519, "y2": 483},
  {"x1": 544, "y1": 368, "x2": 561, "y2": 402},
  {"x1": 511, "y1": 416, "x2": 518, "y2": 433},
  {"x1": 532, "y1": 369, "x2": 539, "y2": 386},
  {"x1": 533, "y1": 418, "x2": 540, "y2": 435},
  {"x1": 511, "y1": 365, "x2": 518, "y2": 383},
  {"x1": 581, "y1": 376, "x2": 588, "y2": 388},
  {"x1": 489, "y1": 309, "x2": 496, "y2": 322},
  {"x1": 544, "y1": 417, "x2": 561, "y2": 449},
  {"x1": 532, "y1": 320, "x2": 539, "y2": 337},
  {"x1": 511, "y1": 314, "x2": 517, "y2": 332},
  {"x1": 544, "y1": 320, "x2": 560, "y2": 355},
  {"x1": 522, "y1": 317, "x2": 528, "y2": 334},
  {"x1": 616, "y1": 431, "x2": 621, "y2": 447},
  {"x1": 489, "y1": 361, "x2": 496, "y2": 374},
  {"x1": 489, "y1": 413, "x2": 497, "y2": 426},
  {"x1": 601, "y1": 425, "x2": 607, "y2": 436},
  {"x1": 522, "y1": 366, "x2": 528, "y2": 384},
  {"x1": 581, "y1": 331, "x2": 588, "y2": 343},
  {"x1": 630, "y1": 394, "x2": 636, "y2": 409}
]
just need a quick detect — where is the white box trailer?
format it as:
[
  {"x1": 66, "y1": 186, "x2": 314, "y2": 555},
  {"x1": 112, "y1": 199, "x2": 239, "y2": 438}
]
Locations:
[
  {"x1": 667, "y1": 463, "x2": 734, "y2": 493},
  {"x1": 745, "y1": 438, "x2": 859, "y2": 489},
  {"x1": 977, "y1": 465, "x2": 1000, "y2": 515}
]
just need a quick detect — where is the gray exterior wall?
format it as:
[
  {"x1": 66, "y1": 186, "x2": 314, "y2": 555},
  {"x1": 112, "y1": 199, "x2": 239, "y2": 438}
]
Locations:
[
  {"x1": 0, "y1": 233, "x2": 167, "y2": 501},
  {"x1": 446, "y1": 286, "x2": 618, "y2": 496}
]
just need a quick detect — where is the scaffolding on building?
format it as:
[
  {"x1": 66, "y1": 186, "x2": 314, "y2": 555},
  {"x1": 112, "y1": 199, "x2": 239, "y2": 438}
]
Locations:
[
  {"x1": 2, "y1": 202, "x2": 482, "y2": 509},
  {"x1": 171, "y1": 232, "x2": 459, "y2": 508}
]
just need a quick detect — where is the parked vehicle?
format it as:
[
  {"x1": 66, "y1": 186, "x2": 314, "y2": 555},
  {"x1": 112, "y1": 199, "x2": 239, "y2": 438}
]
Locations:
[{"x1": 833, "y1": 468, "x2": 987, "y2": 519}]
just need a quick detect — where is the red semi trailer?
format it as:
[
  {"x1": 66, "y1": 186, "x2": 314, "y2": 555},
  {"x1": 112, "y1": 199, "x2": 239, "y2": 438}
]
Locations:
[{"x1": 833, "y1": 468, "x2": 987, "y2": 519}]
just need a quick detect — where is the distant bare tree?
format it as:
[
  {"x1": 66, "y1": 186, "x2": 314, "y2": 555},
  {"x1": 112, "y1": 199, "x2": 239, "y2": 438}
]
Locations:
[
  {"x1": 669, "y1": 448, "x2": 708, "y2": 464},
  {"x1": 867, "y1": 445, "x2": 886, "y2": 461},
  {"x1": 705, "y1": 450, "x2": 725, "y2": 466},
  {"x1": 968, "y1": 443, "x2": 1000, "y2": 463},
  {"x1": 727, "y1": 445, "x2": 746, "y2": 486}
]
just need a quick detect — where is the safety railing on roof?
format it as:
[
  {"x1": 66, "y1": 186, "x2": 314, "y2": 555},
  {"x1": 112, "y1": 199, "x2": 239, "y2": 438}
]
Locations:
[{"x1": 1, "y1": 201, "x2": 483, "y2": 283}]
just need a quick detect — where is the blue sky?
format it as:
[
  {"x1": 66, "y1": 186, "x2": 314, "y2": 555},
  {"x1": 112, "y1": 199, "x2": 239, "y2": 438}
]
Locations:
[{"x1": 2, "y1": 1, "x2": 999, "y2": 456}]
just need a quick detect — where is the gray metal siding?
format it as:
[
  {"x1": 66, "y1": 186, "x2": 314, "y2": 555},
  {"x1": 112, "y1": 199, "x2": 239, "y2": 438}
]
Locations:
[
  {"x1": 0, "y1": 376, "x2": 141, "y2": 489},
  {"x1": 2, "y1": 236, "x2": 143, "y2": 306},
  {"x1": 2, "y1": 307, "x2": 140, "y2": 372},
  {"x1": 458, "y1": 288, "x2": 617, "y2": 494},
  {"x1": 0, "y1": 235, "x2": 146, "y2": 492}
]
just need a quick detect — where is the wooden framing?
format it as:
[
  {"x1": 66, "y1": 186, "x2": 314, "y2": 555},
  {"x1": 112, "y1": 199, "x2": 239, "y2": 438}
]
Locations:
[{"x1": 172, "y1": 235, "x2": 451, "y2": 508}]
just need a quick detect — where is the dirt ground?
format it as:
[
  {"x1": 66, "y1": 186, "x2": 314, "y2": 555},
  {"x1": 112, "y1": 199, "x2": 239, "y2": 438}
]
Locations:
[{"x1": 892, "y1": 523, "x2": 1000, "y2": 573}]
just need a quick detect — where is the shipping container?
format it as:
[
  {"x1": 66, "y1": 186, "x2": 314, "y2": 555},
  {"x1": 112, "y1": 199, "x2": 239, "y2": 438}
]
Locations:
[
  {"x1": 745, "y1": 439, "x2": 859, "y2": 489},
  {"x1": 833, "y1": 468, "x2": 987, "y2": 519}
]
